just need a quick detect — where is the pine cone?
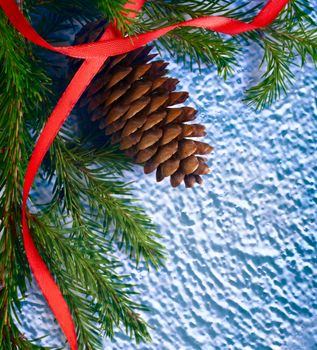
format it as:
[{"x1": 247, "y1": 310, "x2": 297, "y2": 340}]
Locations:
[{"x1": 72, "y1": 20, "x2": 213, "y2": 188}]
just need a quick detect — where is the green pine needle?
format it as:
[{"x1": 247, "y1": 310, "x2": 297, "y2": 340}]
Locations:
[
  {"x1": 41, "y1": 135, "x2": 165, "y2": 268},
  {"x1": 30, "y1": 214, "x2": 153, "y2": 348},
  {"x1": 136, "y1": 0, "x2": 316, "y2": 109}
]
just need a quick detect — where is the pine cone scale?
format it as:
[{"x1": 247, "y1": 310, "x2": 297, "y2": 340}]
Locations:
[
  {"x1": 141, "y1": 111, "x2": 166, "y2": 131},
  {"x1": 106, "y1": 67, "x2": 132, "y2": 88},
  {"x1": 122, "y1": 97, "x2": 150, "y2": 121}
]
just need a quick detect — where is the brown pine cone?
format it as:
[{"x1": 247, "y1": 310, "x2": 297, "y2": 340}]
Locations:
[{"x1": 72, "y1": 20, "x2": 213, "y2": 188}]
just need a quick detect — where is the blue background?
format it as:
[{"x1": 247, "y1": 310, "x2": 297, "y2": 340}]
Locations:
[{"x1": 21, "y1": 8, "x2": 317, "y2": 350}]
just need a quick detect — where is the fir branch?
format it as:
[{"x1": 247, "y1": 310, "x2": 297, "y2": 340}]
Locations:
[
  {"x1": 96, "y1": 0, "x2": 137, "y2": 35},
  {"x1": 137, "y1": 0, "x2": 316, "y2": 108},
  {"x1": 280, "y1": 0, "x2": 315, "y2": 27},
  {"x1": 137, "y1": 0, "x2": 258, "y2": 75},
  {"x1": 155, "y1": 27, "x2": 238, "y2": 76},
  {"x1": 243, "y1": 1, "x2": 317, "y2": 109},
  {"x1": 243, "y1": 36, "x2": 295, "y2": 109},
  {"x1": 30, "y1": 214, "x2": 152, "y2": 349},
  {"x1": 140, "y1": 0, "x2": 258, "y2": 23},
  {"x1": 41, "y1": 136, "x2": 165, "y2": 268},
  {"x1": 82, "y1": 169, "x2": 165, "y2": 268},
  {"x1": 0, "y1": 10, "x2": 50, "y2": 349}
]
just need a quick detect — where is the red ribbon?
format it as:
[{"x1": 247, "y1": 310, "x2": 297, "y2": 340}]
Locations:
[{"x1": 0, "y1": 0, "x2": 289, "y2": 348}]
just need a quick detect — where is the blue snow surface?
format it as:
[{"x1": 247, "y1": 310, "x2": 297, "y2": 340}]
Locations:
[{"x1": 20, "y1": 12, "x2": 316, "y2": 350}]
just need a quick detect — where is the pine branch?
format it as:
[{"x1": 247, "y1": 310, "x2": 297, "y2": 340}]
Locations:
[
  {"x1": 154, "y1": 28, "x2": 238, "y2": 76},
  {"x1": 96, "y1": 0, "x2": 137, "y2": 34},
  {"x1": 0, "y1": 10, "x2": 50, "y2": 350},
  {"x1": 137, "y1": 0, "x2": 258, "y2": 76},
  {"x1": 243, "y1": 1, "x2": 317, "y2": 109},
  {"x1": 39, "y1": 135, "x2": 165, "y2": 268},
  {"x1": 136, "y1": 0, "x2": 316, "y2": 108},
  {"x1": 30, "y1": 214, "x2": 152, "y2": 349},
  {"x1": 280, "y1": 0, "x2": 315, "y2": 27},
  {"x1": 82, "y1": 169, "x2": 165, "y2": 268},
  {"x1": 243, "y1": 36, "x2": 295, "y2": 109},
  {"x1": 140, "y1": 0, "x2": 258, "y2": 23}
]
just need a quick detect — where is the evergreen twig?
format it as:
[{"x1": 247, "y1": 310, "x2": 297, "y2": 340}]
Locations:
[
  {"x1": 243, "y1": 0, "x2": 317, "y2": 109},
  {"x1": 30, "y1": 214, "x2": 153, "y2": 349},
  {"x1": 135, "y1": 0, "x2": 317, "y2": 108},
  {"x1": 41, "y1": 134, "x2": 165, "y2": 268},
  {"x1": 0, "y1": 9, "x2": 50, "y2": 349}
]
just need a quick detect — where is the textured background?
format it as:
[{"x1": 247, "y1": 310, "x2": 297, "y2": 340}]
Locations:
[{"x1": 20, "y1": 11, "x2": 317, "y2": 350}]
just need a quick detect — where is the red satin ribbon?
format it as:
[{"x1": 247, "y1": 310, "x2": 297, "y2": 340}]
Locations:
[{"x1": 0, "y1": 0, "x2": 289, "y2": 349}]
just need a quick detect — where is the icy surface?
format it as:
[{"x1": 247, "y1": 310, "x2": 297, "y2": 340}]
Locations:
[{"x1": 21, "y1": 27, "x2": 317, "y2": 350}]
